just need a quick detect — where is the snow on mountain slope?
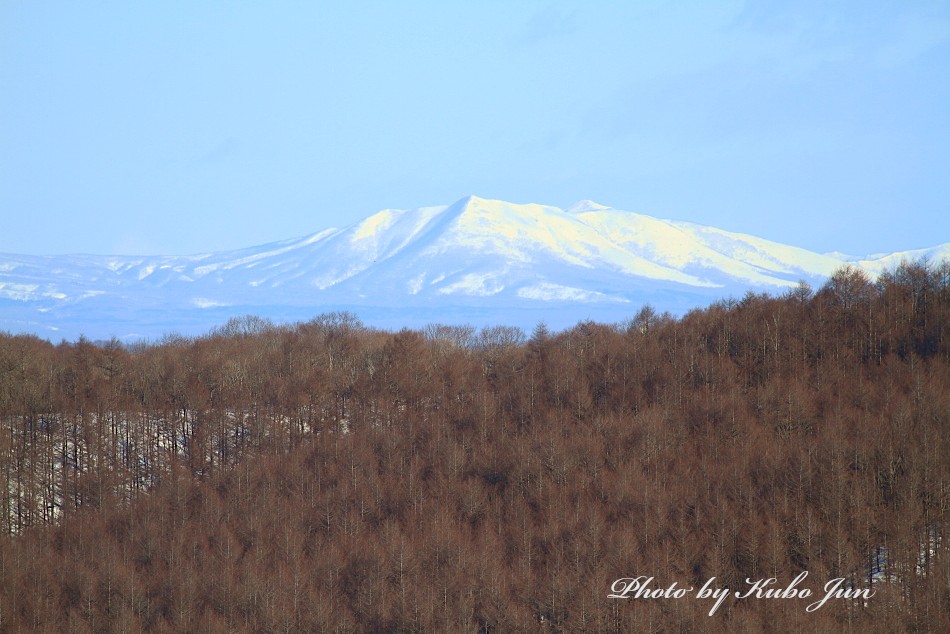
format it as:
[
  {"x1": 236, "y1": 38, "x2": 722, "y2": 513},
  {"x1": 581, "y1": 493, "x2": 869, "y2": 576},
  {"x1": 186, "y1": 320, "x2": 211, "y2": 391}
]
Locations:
[
  {"x1": 429, "y1": 196, "x2": 712, "y2": 285},
  {"x1": 327, "y1": 196, "x2": 714, "y2": 302},
  {"x1": 851, "y1": 243, "x2": 950, "y2": 278},
  {"x1": 1, "y1": 195, "x2": 946, "y2": 340},
  {"x1": 668, "y1": 221, "x2": 846, "y2": 279},
  {"x1": 571, "y1": 207, "x2": 810, "y2": 288}
]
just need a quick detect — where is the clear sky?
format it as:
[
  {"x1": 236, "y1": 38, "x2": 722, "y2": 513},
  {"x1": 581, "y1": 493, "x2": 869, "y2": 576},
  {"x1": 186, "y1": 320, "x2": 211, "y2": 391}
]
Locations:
[{"x1": 1, "y1": 1, "x2": 948, "y2": 257}]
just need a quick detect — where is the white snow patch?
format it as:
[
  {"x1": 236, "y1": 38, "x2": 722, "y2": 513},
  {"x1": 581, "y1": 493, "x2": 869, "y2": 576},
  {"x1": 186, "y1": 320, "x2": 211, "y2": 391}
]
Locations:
[
  {"x1": 517, "y1": 282, "x2": 628, "y2": 303},
  {"x1": 0, "y1": 282, "x2": 39, "y2": 300},
  {"x1": 311, "y1": 266, "x2": 365, "y2": 290},
  {"x1": 192, "y1": 263, "x2": 219, "y2": 277},
  {"x1": 301, "y1": 228, "x2": 339, "y2": 245},
  {"x1": 214, "y1": 243, "x2": 311, "y2": 272},
  {"x1": 437, "y1": 273, "x2": 504, "y2": 296},
  {"x1": 192, "y1": 298, "x2": 228, "y2": 308},
  {"x1": 824, "y1": 251, "x2": 860, "y2": 261},
  {"x1": 407, "y1": 273, "x2": 425, "y2": 295}
]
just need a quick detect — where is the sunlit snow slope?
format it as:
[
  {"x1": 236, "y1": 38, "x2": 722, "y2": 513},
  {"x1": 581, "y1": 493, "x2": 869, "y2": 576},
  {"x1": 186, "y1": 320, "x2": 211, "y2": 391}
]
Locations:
[{"x1": 1, "y1": 196, "x2": 947, "y2": 340}]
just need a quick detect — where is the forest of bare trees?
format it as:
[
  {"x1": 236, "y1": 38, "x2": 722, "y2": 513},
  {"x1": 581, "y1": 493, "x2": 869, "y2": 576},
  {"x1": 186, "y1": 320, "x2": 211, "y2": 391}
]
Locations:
[{"x1": 0, "y1": 261, "x2": 948, "y2": 632}]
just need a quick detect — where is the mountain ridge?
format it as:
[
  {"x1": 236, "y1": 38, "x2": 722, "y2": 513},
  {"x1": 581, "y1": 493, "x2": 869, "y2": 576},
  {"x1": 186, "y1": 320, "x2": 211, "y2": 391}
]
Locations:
[{"x1": 1, "y1": 196, "x2": 947, "y2": 340}]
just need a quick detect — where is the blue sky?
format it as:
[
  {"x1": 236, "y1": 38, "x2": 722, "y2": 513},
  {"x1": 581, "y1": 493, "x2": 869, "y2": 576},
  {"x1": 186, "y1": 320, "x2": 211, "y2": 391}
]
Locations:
[{"x1": 1, "y1": 1, "x2": 948, "y2": 257}]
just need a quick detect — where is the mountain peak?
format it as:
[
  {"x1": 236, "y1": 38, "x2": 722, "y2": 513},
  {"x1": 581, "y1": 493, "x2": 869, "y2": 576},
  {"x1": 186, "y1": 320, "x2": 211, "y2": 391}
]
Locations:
[
  {"x1": 444, "y1": 195, "x2": 534, "y2": 221},
  {"x1": 444, "y1": 194, "x2": 488, "y2": 216},
  {"x1": 452, "y1": 194, "x2": 489, "y2": 207},
  {"x1": 566, "y1": 200, "x2": 611, "y2": 213}
]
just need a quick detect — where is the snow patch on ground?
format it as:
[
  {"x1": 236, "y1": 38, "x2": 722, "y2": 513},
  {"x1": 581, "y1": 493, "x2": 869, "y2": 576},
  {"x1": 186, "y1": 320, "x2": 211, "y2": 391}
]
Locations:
[
  {"x1": 0, "y1": 282, "x2": 39, "y2": 300},
  {"x1": 437, "y1": 273, "x2": 505, "y2": 296},
  {"x1": 407, "y1": 273, "x2": 425, "y2": 295},
  {"x1": 192, "y1": 298, "x2": 229, "y2": 309},
  {"x1": 517, "y1": 282, "x2": 629, "y2": 303}
]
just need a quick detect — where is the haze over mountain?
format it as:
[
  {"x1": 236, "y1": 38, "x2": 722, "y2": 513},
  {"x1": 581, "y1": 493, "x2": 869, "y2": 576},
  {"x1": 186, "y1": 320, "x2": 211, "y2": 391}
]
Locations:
[{"x1": 2, "y1": 196, "x2": 947, "y2": 340}]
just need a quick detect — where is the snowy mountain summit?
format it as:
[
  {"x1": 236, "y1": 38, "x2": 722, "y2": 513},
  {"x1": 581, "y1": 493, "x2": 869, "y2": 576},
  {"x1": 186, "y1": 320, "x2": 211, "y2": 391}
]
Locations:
[{"x1": 1, "y1": 196, "x2": 947, "y2": 340}]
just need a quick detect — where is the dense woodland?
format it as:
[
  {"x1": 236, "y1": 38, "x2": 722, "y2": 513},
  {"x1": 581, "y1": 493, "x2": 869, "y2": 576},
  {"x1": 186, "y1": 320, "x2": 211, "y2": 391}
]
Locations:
[{"x1": 0, "y1": 261, "x2": 948, "y2": 632}]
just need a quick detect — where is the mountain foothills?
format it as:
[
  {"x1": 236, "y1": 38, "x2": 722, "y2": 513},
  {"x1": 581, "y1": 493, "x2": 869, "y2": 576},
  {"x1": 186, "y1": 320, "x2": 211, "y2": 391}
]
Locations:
[{"x1": 2, "y1": 195, "x2": 948, "y2": 339}]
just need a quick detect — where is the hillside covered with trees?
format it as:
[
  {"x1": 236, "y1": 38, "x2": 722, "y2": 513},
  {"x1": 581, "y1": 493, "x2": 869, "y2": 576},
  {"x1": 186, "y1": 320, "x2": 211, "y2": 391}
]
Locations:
[{"x1": 0, "y1": 261, "x2": 948, "y2": 632}]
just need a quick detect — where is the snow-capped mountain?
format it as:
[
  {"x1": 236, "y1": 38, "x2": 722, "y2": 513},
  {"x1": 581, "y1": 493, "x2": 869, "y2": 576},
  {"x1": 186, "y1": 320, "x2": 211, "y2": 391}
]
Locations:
[{"x1": 2, "y1": 196, "x2": 947, "y2": 340}]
